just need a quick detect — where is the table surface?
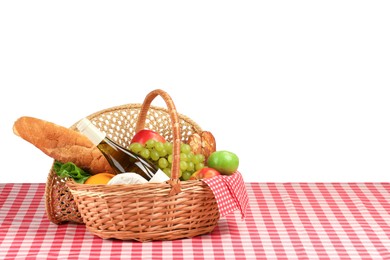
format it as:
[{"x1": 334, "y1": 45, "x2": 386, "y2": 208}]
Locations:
[{"x1": 1, "y1": 183, "x2": 390, "y2": 259}]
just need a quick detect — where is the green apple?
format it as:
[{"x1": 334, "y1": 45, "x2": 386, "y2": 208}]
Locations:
[{"x1": 207, "y1": 150, "x2": 239, "y2": 175}]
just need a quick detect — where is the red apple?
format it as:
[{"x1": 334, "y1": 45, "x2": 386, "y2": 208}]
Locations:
[
  {"x1": 130, "y1": 129, "x2": 166, "y2": 145},
  {"x1": 189, "y1": 167, "x2": 221, "y2": 180}
]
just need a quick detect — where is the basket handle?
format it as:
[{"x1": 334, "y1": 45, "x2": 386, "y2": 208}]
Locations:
[{"x1": 135, "y1": 89, "x2": 182, "y2": 195}]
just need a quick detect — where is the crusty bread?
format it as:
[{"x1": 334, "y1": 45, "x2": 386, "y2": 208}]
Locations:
[
  {"x1": 187, "y1": 131, "x2": 216, "y2": 161},
  {"x1": 13, "y1": 116, "x2": 114, "y2": 175}
]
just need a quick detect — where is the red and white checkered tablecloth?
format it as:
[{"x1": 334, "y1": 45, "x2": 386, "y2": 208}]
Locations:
[{"x1": 1, "y1": 183, "x2": 390, "y2": 259}]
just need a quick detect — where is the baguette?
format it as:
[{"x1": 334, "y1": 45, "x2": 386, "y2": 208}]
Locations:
[{"x1": 13, "y1": 116, "x2": 114, "y2": 175}]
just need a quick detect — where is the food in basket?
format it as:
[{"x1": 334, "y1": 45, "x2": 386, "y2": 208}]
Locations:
[
  {"x1": 77, "y1": 118, "x2": 169, "y2": 183},
  {"x1": 189, "y1": 167, "x2": 221, "y2": 180},
  {"x1": 53, "y1": 161, "x2": 91, "y2": 183},
  {"x1": 187, "y1": 131, "x2": 216, "y2": 161},
  {"x1": 207, "y1": 150, "x2": 239, "y2": 175},
  {"x1": 107, "y1": 172, "x2": 148, "y2": 185},
  {"x1": 130, "y1": 129, "x2": 166, "y2": 144},
  {"x1": 84, "y1": 173, "x2": 115, "y2": 185},
  {"x1": 12, "y1": 116, "x2": 114, "y2": 175},
  {"x1": 129, "y1": 139, "x2": 210, "y2": 181},
  {"x1": 34, "y1": 89, "x2": 248, "y2": 241}
]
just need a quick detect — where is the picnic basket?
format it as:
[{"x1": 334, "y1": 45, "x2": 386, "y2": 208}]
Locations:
[{"x1": 45, "y1": 89, "x2": 224, "y2": 241}]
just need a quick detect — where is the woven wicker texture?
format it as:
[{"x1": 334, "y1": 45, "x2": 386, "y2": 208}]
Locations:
[
  {"x1": 46, "y1": 89, "x2": 220, "y2": 241},
  {"x1": 67, "y1": 180, "x2": 219, "y2": 241},
  {"x1": 45, "y1": 170, "x2": 82, "y2": 224}
]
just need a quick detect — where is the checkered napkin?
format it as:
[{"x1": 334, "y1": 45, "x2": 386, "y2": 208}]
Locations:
[{"x1": 202, "y1": 171, "x2": 249, "y2": 219}]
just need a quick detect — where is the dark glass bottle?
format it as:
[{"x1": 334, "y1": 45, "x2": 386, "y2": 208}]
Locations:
[{"x1": 77, "y1": 118, "x2": 169, "y2": 183}]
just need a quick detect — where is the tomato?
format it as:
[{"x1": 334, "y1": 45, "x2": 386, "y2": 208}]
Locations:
[
  {"x1": 189, "y1": 167, "x2": 221, "y2": 180},
  {"x1": 130, "y1": 129, "x2": 166, "y2": 145},
  {"x1": 207, "y1": 150, "x2": 239, "y2": 175}
]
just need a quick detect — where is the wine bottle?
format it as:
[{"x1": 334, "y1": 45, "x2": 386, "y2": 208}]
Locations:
[{"x1": 76, "y1": 118, "x2": 169, "y2": 183}]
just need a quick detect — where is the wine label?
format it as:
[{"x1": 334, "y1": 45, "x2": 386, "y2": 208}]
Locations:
[{"x1": 149, "y1": 169, "x2": 170, "y2": 183}]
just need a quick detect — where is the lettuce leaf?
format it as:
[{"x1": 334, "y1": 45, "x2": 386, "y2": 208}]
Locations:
[{"x1": 53, "y1": 161, "x2": 90, "y2": 184}]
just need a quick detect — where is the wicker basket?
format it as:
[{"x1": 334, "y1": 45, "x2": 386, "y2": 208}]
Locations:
[{"x1": 45, "y1": 89, "x2": 221, "y2": 241}]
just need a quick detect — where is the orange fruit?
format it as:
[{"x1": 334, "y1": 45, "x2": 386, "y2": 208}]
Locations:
[{"x1": 84, "y1": 173, "x2": 115, "y2": 185}]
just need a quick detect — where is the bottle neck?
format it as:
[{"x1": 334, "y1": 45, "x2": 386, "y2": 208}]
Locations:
[{"x1": 76, "y1": 118, "x2": 106, "y2": 146}]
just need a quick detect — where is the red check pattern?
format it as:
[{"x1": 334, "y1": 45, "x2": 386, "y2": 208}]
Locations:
[
  {"x1": 1, "y1": 183, "x2": 390, "y2": 259},
  {"x1": 202, "y1": 171, "x2": 249, "y2": 218}
]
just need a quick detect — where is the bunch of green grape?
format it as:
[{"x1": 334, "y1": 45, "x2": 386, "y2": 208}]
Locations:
[{"x1": 129, "y1": 140, "x2": 205, "y2": 181}]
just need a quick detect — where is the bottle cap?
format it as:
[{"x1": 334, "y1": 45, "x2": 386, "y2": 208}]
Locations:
[{"x1": 76, "y1": 118, "x2": 106, "y2": 146}]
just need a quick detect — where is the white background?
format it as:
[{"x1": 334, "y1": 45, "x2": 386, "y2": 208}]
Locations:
[{"x1": 1, "y1": 1, "x2": 389, "y2": 183}]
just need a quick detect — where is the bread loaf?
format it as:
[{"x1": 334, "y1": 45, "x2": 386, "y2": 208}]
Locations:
[
  {"x1": 13, "y1": 116, "x2": 114, "y2": 175},
  {"x1": 187, "y1": 131, "x2": 216, "y2": 161}
]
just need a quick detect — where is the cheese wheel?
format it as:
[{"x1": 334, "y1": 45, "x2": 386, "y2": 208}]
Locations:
[{"x1": 107, "y1": 172, "x2": 148, "y2": 185}]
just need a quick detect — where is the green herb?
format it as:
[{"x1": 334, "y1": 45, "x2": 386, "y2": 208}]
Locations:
[{"x1": 53, "y1": 161, "x2": 90, "y2": 184}]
